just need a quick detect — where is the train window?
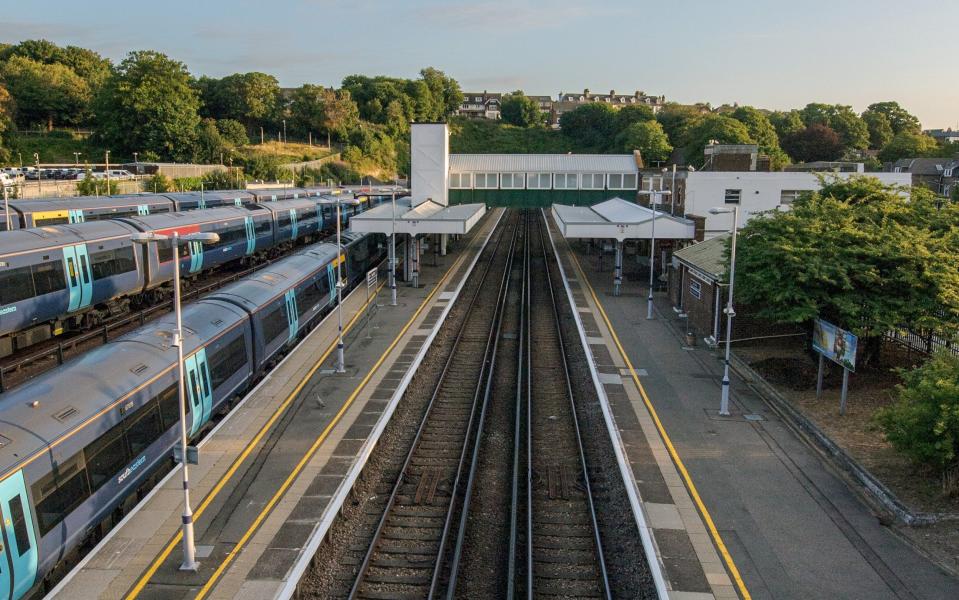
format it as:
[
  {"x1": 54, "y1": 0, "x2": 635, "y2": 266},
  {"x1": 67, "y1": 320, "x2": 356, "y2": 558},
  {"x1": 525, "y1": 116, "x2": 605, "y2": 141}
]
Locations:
[
  {"x1": 32, "y1": 261, "x2": 66, "y2": 296},
  {"x1": 156, "y1": 383, "x2": 182, "y2": 428},
  {"x1": 0, "y1": 266, "x2": 36, "y2": 304},
  {"x1": 9, "y1": 496, "x2": 30, "y2": 555},
  {"x1": 33, "y1": 460, "x2": 90, "y2": 535},
  {"x1": 90, "y1": 247, "x2": 136, "y2": 280},
  {"x1": 124, "y1": 403, "x2": 162, "y2": 456},
  {"x1": 79, "y1": 255, "x2": 90, "y2": 284},
  {"x1": 157, "y1": 241, "x2": 173, "y2": 263},
  {"x1": 277, "y1": 213, "x2": 292, "y2": 228},
  {"x1": 297, "y1": 281, "x2": 324, "y2": 319},
  {"x1": 83, "y1": 422, "x2": 131, "y2": 492},
  {"x1": 209, "y1": 335, "x2": 247, "y2": 390},
  {"x1": 255, "y1": 220, "x2": 272, "y2": 236},
  {"x1": 36, "y1": 216, "x2": 69, "y2": 226},
  {"x1": 260, "y1": 301, "x2": 287, "y2": 343}
]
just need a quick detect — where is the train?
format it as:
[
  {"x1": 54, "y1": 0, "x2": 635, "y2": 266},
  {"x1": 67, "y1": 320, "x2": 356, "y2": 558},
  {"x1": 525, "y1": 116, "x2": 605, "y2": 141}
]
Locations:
[
  {"x1": 0, "y1": 230, "x2": 385, "y2": 599},
  {"x1": 0, "y1": 190, "x2": 400, "y2": 357}
]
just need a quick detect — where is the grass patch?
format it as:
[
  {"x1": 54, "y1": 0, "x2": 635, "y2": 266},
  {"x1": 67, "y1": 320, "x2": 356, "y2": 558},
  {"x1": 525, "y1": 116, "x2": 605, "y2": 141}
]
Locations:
[
  {"x1": 449, "y1": 117, "x2": 575, "y2": 154},
  {"x1": 241, "y1": 141, "x2": 336, "y2": 163},
  {"x1": 9, "y1": 131, "x2": 121, "y2": 165}
]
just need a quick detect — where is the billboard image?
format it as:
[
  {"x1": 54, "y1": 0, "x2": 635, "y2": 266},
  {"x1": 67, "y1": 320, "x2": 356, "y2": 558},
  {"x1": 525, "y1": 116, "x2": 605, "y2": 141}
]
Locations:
[{"x1": 812, "y1": 319, "x2": 858, "y2": 372}]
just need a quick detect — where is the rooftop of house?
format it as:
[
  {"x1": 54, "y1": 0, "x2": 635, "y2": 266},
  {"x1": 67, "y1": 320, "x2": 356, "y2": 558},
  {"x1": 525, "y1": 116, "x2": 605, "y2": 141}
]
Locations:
[{"x1": 672, "y1": 233, "x2": 731, "y2": 282}]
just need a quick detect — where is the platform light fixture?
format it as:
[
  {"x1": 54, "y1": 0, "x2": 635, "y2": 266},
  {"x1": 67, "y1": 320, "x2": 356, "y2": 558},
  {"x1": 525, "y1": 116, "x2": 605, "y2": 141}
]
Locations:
[
  {"x1": 131, "y1": 230, "x2": 220, "y2": 571},
  {"x1": 708, "y1": 205, "x2": 740, "y2": 417}
]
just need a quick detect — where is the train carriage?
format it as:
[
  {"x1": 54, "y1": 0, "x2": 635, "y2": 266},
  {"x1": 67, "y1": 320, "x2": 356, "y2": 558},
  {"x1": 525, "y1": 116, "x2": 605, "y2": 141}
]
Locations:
[
  {"x1": 162, "y1": 191, "x2": 256, "y2": 211},
  {"x1": 255, "y1": 199, "x2": 322, "y2": 246},
  {"x1": 8, "y1": 195, "x2": 176, "y2": 228}
]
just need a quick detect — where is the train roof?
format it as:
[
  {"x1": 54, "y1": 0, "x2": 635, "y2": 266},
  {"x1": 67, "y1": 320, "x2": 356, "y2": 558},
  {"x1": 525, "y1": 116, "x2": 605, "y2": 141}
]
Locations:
[
  {"x1": 256, "y1": 198, "x2": 318, "y2": 213},
  {"x1": 0, "y1": 220, "x2": 139, "y2": 256},
  {"x1": 205, "y1": 249, "x2": 335, "y2": 311},
  {"x1": 0, "y1": 298, "x2": 248, "y2": 477},
  {"x1": 162, "y1": 190, "x2": 256, "y2": 203},
  {"x1": 8, "y1": 194, "x2": 174, "y2": 213},
  {"x1": 118, "y1": 206, "x2": 253, "y2": 230}
]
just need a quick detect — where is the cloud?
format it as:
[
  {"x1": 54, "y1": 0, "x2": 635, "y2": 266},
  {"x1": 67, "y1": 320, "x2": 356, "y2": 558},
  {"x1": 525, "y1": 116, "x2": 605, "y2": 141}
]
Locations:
[{"x1": 415, "y1": 0, "x2": 614, "y2": 31}]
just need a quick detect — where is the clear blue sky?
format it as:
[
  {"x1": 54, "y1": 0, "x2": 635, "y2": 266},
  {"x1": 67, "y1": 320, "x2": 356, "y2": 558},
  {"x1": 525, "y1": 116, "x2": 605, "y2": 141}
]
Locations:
[{"x1": 2, "y1": 0, "x2": 957, "y2": 128}]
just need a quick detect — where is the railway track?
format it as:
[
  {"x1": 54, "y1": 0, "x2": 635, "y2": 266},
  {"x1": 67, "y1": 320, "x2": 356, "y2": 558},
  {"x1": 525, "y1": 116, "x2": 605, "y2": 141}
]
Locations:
[{"x1": 305, "y1": 210, "x2": 641, "y2": 599}]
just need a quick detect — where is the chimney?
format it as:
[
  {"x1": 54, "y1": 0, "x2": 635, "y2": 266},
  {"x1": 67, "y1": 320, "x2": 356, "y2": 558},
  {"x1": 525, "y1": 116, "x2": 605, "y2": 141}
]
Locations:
[
  {"x1": 633, "y1": 149, "x2": 645, "y2": 169},
  {"x1": 610, "y1": 89, "x2": 615, "y2": 97},
  {"x1": 635, "y1": 91, "x2": 640, "y2": 98},
  {"x1": 584, "y1": 88, "x2": 590, "y2": 98}
]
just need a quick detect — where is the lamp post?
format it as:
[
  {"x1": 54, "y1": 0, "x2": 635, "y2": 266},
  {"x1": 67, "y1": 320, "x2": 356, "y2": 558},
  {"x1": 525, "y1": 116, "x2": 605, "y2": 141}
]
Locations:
[
  {"x1": 335, "y1": 197, "x2": 346, "y2": 373},
  {"x1": 133, "y1": 152, "x2": 139, "y2": 174},
  {"x1": 105, "y1": 150, "x2": 111, "y2": 193},
  {"x1": 282, "y1": 119, "x2": 287, "y2": 144},
  {"x1": 390, "y1": 192, "x2": 398, "y2": 306},
  {"x1": 34, "y1": 153, "x2": 41, "y2": 196},
  {"x1": 638, "y1": 185, "x2": 670, "y2": 320},
  {"x1": 3, "y1": 185, "x2": 10, "y2": 231},
  {"x1": 708, "y1": 205, "x2": 740, "y2": 416},
  {"x1": 73, "y1": 152, "x2": 82, "y2": 167},
  {"x1": 131, "y1": 231, "x2": 220, "y2": 571}
]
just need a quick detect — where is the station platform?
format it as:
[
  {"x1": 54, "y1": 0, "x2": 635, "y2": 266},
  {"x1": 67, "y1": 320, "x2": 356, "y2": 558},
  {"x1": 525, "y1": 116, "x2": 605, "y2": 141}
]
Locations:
[
  {"x1": 545, "y1": 210, "x2": 959, "y2": 600},
  {"x1": 51, "y1": 209, "x2": 504, "y2": 600}
]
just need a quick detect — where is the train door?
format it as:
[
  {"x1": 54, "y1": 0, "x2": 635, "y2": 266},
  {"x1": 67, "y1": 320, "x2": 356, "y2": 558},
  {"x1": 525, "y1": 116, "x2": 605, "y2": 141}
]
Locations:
[
  {"x1": 326, "y1": 264, "x2": 336, "y2": 303},
  {"x1": 185, "y1": 348, "x2": 213, "y2": 436},
  {"x1": 284, "y1": 290, "x2": 299, "y2": 342},
  {"x1": 62, "y1": 244, "x2": 93, "y2": 313},
  {"x1": 67, "y1": 209, "x2": 85, "y2": 224},
  {"x1": 137, "y1": 204, "x2": 150, "y2": 216},
  {"x1": 187, "y1": 241, "x2": 204, "y2": 274},
  {"x1": 243, "y1": 217, "x2": 256, "y2": 255},
  {"x1": 234, "y1": 198, "x2": 243, "y2": 207},
  {"x1": 0, "y1": 471, "x2": 38, "y2": 600},
  {"x1": 289, "y1": 210, "x2": 298, "y2": 241}
]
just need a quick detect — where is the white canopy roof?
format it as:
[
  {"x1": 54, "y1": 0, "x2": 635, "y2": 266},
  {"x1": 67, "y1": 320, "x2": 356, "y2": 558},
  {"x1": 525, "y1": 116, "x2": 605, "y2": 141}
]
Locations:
[
  {"x1": 551, "y1": 197, "x2": 696, "y2": 242},
  {"x1": 349, "y1": 197, "x2": 487, "y2": 235},
  {"x1": 450, "y1": 154, "x2": 638, "y2": 173}
]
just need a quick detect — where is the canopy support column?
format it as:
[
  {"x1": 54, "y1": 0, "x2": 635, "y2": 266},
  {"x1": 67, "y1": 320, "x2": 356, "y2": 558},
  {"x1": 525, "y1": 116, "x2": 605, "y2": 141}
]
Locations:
[{"x1": 613, "y1": 240, "x2": 623, "y2": 296}]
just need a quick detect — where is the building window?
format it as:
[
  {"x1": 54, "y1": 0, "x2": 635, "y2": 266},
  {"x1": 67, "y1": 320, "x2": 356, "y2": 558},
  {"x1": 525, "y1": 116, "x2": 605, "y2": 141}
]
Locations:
[
  {"x1": 581, "y1": 173, "x2": 605, "y2": 190},
  {"x1": 780, "y1": 190, "x2": 804, "y2": 205},
  {"x1": 474, "y1": 173, "x2": 499, "y2": 189},
  {"x1": 689, "y1": 279, "x2": 702, "y2": 300},
  {"x1": 500, "y1": 173, "x2": 525, "y2": 189},
  {"x1": 526, "y1": 173, "x2": 551, "y2": 189},
  {"x1": 724, "y1": 189, "x2": 742, "y2": 204},
  {"x1": 449, "y1": 172, "x2": 472, "y2": 189},
  {"x1": 608, "y1": 173, "x2": 638, "y2": 190},
  {"x1": 554, "y1": 173, "x2": 578, "y2": 189}
]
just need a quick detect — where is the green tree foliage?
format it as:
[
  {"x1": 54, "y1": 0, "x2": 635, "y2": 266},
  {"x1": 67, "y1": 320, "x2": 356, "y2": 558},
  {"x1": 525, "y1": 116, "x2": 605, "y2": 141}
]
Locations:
[
  {"x1": 735, "y1": 178, "x2": 959, "y2": 364},
  {"x1": 616, "y1": 120, "x2": 672, "y2": 162},
  {"x1": 195, "y1": 118, "x2": 226, "y2": 163},
  {"x1": 289, "y1": 85, "x2": 359, "y2": 144},
  {"x1": 862, "y1": 110, "x2": 893, "y2": 150},
  {"x1": 342, "y1": 68, "x2": 460, "y2": 127},
  {"x1": 864, "y1": 101, "x2": 921, "y2": 135},
  {"x1": 205, "y1": 72, "x2": 281, "y2": 130},
  {"x1": 781, "y1": 124, "x2": 844, "y2": 162},
  {"x1": 0, "y1": 40, "x2": 111, "y2": 90},
  {"x1": 77, "y1": 171, "x2": 118, "y2": 195},
  {"x1": 419, "y1": 67, "x2": 463, "y2": 118},
  {"x1": 878, "y1": 131, "x2": 941, "y2": 163},
  {"x1": 730, "y1": 106, "x2": 780, "y2": 151},
  {"x1": 876, "y1": 352, "x2": 959, "y2": 476},
  {"x1": 655, "y1": 103, "x2": 703, "y2": 149},
  {"x1": 145, "y1": 172, "x2": 172, "y2": 193},
  {"x1": 500, "y1": 91, "x2": 543, "y2": 127},
  {"x1": 799, "y1": 103, "x2": 869, "y2": 152},
  {"x1": 94, "y1": 51, "x2": 201, "y2": 161},
  {"x1": 1, "y1": 56, "x2": 92, "y2": 129},
  {"x1": 768, "y1": 110, "x2": 805, "y2": 140},
  {"x1": 298, "y1": 161, "x2": 361, "y2": 186},
  {"x1": 0, "y1": 84, "x2": 12, "y2": 163},
  {"x1": 449, "y1": 117, "x2": 573, "y2": 154},
  {"x1": 216, "y1": 119, "x2": 249, "y2": 147},
  {"x1": 682, "y1": 114, "x2": 753, "y2": 165},
  {"x1": 201, "y1": 169, "x2": 234, "y2": 190},
  {"x1": 343, "y1": 123, "x2": 397, "y2": 174},
  {"x1": 559, "y1": 103, "x2": 616, "y2": 151},
  {"x1": 238, "y1": 153, "x2": 292, "y2": 181},
  {"x1": 614, "y1": 104, "x2": 656, "y2": 131}
]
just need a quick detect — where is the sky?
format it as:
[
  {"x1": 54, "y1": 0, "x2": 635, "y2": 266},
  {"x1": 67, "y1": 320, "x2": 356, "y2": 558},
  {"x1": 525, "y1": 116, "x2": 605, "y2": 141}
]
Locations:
[{"x1": 2, "y1": 0, "x2": 957, "y2": 129}]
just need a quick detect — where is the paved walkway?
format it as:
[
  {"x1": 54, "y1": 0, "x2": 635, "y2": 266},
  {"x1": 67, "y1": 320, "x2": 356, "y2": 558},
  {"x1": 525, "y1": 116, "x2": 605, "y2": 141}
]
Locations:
[{"x1": 561, "y1": 233, "x2": 959, "y2": 600}]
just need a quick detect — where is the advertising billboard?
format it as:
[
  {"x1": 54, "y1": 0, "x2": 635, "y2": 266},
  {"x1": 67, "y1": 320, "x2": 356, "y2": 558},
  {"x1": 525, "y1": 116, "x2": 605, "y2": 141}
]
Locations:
[{"x1": 812, "y1": 319, "x2": 858, "y2": 372}]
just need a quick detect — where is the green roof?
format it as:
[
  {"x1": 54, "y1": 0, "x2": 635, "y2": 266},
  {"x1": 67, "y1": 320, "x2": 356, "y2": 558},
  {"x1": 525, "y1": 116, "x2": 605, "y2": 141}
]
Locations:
[{"x1": 672, "y1": 234, "x2": 730, "y2": 282}]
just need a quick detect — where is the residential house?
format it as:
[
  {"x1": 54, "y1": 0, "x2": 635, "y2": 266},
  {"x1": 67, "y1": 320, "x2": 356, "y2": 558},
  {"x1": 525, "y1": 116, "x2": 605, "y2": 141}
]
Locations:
[
  {"x1": 457, "y1": 92, "x2": 502, "y2": 120},
  {"x1": 550, "y1": 88, "x2": 666, "y2": 128},
  {"x1": 926, "y1": 128, "x2": 959, "y2": 145},
  {"x1": 886, "y1": 157, "x2": 953, "y2": 194}
]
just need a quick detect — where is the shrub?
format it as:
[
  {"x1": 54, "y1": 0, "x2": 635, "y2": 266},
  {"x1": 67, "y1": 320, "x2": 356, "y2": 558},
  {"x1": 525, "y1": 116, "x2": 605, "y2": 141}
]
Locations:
[
  {"x1": 876, "y1": 352, "x2": 959, "y2": 484},
  {"x1": 146, "y1": 172, "x2": 171, "y2": 193},
  {"x1": 77, "y1": 171, "x2": 118, "y2": 196},
  {"x1": 202, "y1": 169, "x2": 235, "y2": 190}
]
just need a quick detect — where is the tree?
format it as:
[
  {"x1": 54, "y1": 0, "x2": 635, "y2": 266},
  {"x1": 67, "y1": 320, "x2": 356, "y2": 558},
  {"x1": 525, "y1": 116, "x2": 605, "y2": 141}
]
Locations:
[
  {"x1": 500, "y1": 91, "x2": 542, "y2": 127},
  {"x1": 799, "y1": 103, "x2": 869, "y2": 152},
  {"x1": 876, "y1": 352, "x2": 959, "y2": 481},
  {"x1": 146, "y1": 172, "x2": 172, "y2": 193},
  {"x1": 864, "y1": 101, "x2": 921, "y2": 135},
  {"x1": 730, "y1": 106, "x2": 780, "y2": 151},
  {"x1": 216, "y1": 119, "x2": 249, "y2": 146},
  {"x1": 215, "y1": 72, "x2": 281, "y2": 129},
  {"x1": 862, "y1": 111, "x2": 893, "y2": 150},
  {"x1": 735, "y1": 178, "x2": 959, "y2": 365},
  {"x1": 878, "y1": 131, "x2": 940, "y2": 163},
  {"x1": 781, "y1": 124, "x2": 844, "y2": 162},
  {"x1": 0, "y1": 84, "x2": 12, "y2": 163},
  {"x1": 616, "y1": 121, "x2": 672, "y2": 163},
  {"x1": 614, "y1": 104, "x2": 656, "y2": 131},
  {"x1": 682, "y1": 114, "x2": 754, "y2": 165},
  {"x1": 1, "y1": 56, "x2": 91, "y2": 129},
  {"x1": 0, "y1": 40, "x2": 111, "y2": 92},
  {"x1": 769, "y1": 110, "x2": 805, "y2": 141},
  {"x1": 419, "y1": 67, "x2": 463, "y2": 119},
  {"x1": 77, "y1": 171, "x2": 119, "y2": 195},
  {"x1": 289, "y1": 85, "x2": 359, "y2": 146},
  {"x1": 655, "y1": 103, "x2": 703, "y2": 148},
  {"x1": 560, "y1": 103, "x2": 616, "y2": 151},
  {"x1": 94, "y1": 51, "x2": 201, "y2": 161},
  {"x1": 195, "y1": 118, "x2": 226, "y2": 163}
]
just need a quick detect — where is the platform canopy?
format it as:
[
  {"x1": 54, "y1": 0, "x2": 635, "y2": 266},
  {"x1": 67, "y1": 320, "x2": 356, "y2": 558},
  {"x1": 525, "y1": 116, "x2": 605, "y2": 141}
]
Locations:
[
  {"x1": 349, "y1": 196, "x2": 487, "y2": 235},
  {"x1": 551, "y1": 197, "x2": 696, "y2": 242}
]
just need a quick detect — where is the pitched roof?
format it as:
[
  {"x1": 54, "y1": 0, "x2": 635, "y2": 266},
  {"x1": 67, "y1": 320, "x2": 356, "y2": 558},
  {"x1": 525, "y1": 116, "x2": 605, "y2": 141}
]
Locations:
[
  {"x1": 892, "y1": 157, "x2": 952, "y2": 175},
  {"x1": 449, "y1": 154, "x2": 638, "y2": 173},
  {"x1": 672, "y1": 234, "x2": 730, "y2": 282}
]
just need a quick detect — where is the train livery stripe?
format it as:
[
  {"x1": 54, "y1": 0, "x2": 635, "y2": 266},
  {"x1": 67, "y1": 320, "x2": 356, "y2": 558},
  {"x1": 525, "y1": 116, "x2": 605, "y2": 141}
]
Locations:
[
  {"x1": 0, "y1": 470, "x2": 38, "y2": 600},
  {"x1": 284, "y1": 290, "x2": 298, "y2": 342},
  {"x1": 244, "y1": 217, "x2": 255, "y2": 255},
  {"x1": 32, "y1": 210, "x2": 70, "y2": 225},
  {"x1": 289, "y1": 209, "x2": 298, "y2": 240}
]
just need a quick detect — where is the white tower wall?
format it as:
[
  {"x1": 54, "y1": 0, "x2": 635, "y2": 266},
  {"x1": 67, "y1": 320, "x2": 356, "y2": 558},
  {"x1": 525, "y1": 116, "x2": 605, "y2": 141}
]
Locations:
[{"x1": 411, "y1": 123, "x2": 449, "y2": 207}]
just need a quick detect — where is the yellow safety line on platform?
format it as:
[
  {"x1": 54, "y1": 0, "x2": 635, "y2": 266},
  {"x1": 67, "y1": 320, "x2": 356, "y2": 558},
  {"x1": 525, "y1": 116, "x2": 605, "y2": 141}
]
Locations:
[
  {"x1": 568, "y1": 250, "x2": 752, "y2": 600},
  {"x1": 125, "y1": 249, "x2": 469, "y2": 600}
]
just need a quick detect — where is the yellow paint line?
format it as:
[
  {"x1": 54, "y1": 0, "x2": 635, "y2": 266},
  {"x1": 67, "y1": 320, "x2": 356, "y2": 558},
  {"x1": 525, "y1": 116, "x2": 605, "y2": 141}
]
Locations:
[
  {"x1": 125, "y1": 248, "x2": 468, "y2": 599},
  {"x1": 568, "y1": 249, "x2": 752, "y2": 600}
]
